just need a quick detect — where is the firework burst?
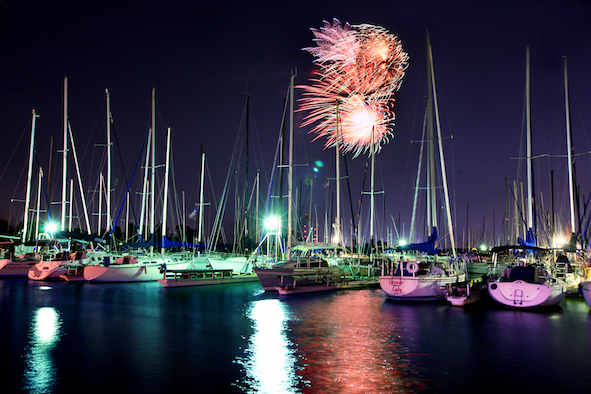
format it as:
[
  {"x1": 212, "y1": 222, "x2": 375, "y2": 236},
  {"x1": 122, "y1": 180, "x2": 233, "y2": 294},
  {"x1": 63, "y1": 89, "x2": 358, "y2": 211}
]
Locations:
[{"x1": 298, "y1": 19, "x2": 408, "y2": 157}]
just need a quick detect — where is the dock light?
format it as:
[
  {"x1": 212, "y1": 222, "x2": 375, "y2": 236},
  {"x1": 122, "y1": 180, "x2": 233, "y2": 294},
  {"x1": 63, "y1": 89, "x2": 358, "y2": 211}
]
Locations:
[
  {"x1": 265, "y1": 217, "x2": 280, "y2": 232},
  {"x1": 553, "y1": 235, "x2": 567, "y2": 248},
  {"x1": 398, "y1": 239, "x2": 407, "y2": 247},
  {"x1": 331, "y1": 233, "x2": 340, "y2": 244},
  {"x1": 44, "y1": 221, "x2": 58, "y2": 236},
  {"x1": 479, "y1": 244, "x2": 487, "y2": 252}
]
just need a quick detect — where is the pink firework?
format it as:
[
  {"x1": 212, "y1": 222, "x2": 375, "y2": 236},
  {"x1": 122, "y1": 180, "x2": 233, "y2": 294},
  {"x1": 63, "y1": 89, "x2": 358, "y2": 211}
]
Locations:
[{"x1": 298, "y1": 19, "x2": 408, "y2": 156}]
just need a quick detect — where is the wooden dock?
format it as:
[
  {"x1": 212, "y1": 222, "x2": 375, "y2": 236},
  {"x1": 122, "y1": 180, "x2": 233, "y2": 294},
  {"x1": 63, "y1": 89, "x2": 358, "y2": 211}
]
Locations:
[{"x1": 158, "y1": 269, "x2": 259, "y2": 288}]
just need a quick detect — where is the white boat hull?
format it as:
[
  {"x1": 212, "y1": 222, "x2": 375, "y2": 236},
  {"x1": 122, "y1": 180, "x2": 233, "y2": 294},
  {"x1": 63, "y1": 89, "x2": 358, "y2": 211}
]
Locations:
[
  {"x1": 582, "y1": 281, "x2": 591, "y2": 308},
  {"x1": 208, "y1": 256, "x2": 252, "y2": 274},
  {"x1": 379, "y1": 274, "x2": 463, "y2": 301},
  {"x1": 84, "y1": 258, "x2": 191, "y2": 282},
  {"x1": 488, "y1": 279, "x2": 566, "y2": 308}
]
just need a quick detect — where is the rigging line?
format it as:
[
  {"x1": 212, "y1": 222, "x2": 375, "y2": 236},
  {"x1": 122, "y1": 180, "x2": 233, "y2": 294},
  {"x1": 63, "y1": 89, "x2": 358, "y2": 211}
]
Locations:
[
  {"x1": 109, "y1": 121, "x2": 145, "y2": 241},
  {"x1": 0, "y1": 117, "x2": 31, "y2": 184}
]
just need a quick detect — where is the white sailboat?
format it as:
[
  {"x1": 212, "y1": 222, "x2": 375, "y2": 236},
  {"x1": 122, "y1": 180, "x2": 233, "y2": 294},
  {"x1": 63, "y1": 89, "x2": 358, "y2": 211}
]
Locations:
[
  {"x1": 84, "y1": 92, "x2": 190, "y2": 282},
  {"x1": 0, "y1": 110, "x2": 41, "y2": 277},
  {"x1": 487, "y1": 47, "x2": 566, "y2": 308},
  {"x1": 379, "y1": 32, "x2": 464, "y2": 301}
]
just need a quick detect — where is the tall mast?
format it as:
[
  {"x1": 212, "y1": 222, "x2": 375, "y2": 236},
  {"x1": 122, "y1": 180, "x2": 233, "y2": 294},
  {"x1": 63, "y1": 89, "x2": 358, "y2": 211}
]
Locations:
[
  {"x1": 150, "y1": 87, "x2": 156, "y2": 254},
  {"x1": 161, "y1": 127, "x2": 171, "y2": 253},
  {"x1": 61, "y1": 76, "x2": 68, "y2": 230},
  {"x1": 526, "y1": 46, "x2": 533, "y2": 231},
  {"x1": 370, "y1": 127, "x2": 375, "y2": 262},
  {"x1": 245, "y1": 94, "x2": 250, "y2": 241},
  {"x1": 287, "y1": 73, "x2": 294, "y2": 256},
  {"x1": 334, "y1": 100, "x2": 342, "y2": 246},
  {"x1": 68, "y1": 122, "x2": 92, "y2": 234},
  {"x1": 564, "y1": 55, "x2": 576, "y2": 234},
  {"x1": 198, "y1": 152, "x2": 205, "y2": 246},
  {"x1": 428, "y1": 31, "x2": 456, "y2": 258},
  {"x1": 106, "y1": 89, "x2": 112, "y2": 232},
  {"x1": 23, "y1": 109, "x2": 38, "y2": 242}
]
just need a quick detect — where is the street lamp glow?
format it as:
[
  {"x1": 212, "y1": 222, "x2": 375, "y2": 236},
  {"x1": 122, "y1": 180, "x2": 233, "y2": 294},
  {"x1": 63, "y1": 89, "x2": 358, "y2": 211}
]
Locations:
[
  {"x1": 265, "y1": 217, "x2": 280, "y2": 232},
  {"x1": 44, "y1": 221, "x2": 58, "y2": 235},
  {"x1": 398, "y1": 239, "x2": 407, "y2": 247},
  {"x1": 479, "y1": 244, "x2": 487, "y2": 252},
  {"x1": 553, "y1": 235, "x2": 567, "y2": 248}
]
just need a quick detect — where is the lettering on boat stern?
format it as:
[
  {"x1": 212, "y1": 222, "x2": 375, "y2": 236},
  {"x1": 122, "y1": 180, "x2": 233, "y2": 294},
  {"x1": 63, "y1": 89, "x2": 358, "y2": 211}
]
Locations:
[{"x1": 390, "y1": 279, "x2": 404, "y2": 294}]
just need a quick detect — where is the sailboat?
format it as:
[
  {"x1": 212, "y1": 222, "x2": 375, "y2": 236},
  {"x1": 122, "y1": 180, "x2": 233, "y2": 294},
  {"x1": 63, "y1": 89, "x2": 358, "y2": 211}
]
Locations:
[
  {"x1": 486, "y1": 47, "x2": 566, "y2": 308},
  {"x1": 84, "y1": 90, "x2": 191, "y2": 282},
  {"x1": 379, "y1": 32, "x2": 465, "y2": 301},
  {"x1": 0, "y1": 110, "x2": 43, "y2": 277}
]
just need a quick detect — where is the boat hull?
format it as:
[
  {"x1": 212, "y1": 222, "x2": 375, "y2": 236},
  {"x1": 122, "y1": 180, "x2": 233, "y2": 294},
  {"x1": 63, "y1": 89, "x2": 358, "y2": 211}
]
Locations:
[
  {"x1": 208, "y1": 256, "x2": 252, "y2": 274},
  {"x1": 0, "y1": 258, "x2": 38, "y2": 277},
  {"x1": 379, "y1": 274, "x2": 461, "y2": 301},
  {"x1": 487, "y1": 279, "x2": 566, "y2": 308},
  {"x1": 84, "y1": 259, "x2": 191, "y2": 282},
  {"x1": 254, "y1": 265, "x2": 343, "y2": 291},
  {"x1": 28, "y1": 260, "x2": 69, "y2": 280},
  {"x1": 582, "y1": 281, "x2": 591, "y2": 308}
]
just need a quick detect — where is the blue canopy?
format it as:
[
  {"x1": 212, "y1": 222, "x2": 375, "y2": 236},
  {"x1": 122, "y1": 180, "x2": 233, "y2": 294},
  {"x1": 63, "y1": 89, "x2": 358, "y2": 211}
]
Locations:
[{"x1": 399, "y1": 227, "x2": 438, "y2": 255}]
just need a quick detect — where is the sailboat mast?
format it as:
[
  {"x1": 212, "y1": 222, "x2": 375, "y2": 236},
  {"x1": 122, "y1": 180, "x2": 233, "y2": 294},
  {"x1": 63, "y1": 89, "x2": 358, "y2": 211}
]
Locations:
[
  {"x1": 198, "y1": 152, "x2": 205, "y2": 245},
  {"x1": 335, "y1": 100, "x2": 341, "y2": 245},
  {"x1": 161, "y1": 127, "x2": 171, "y2": 252},
  {"x1": 23, "y1": 109, "x2": 38, "y2": 243},
  {"x1": 67, "y1": 122, "x2": 92, "y2": 234},
  {"x1": 106, "y1": 89, "x2": 112, "y2": 232},
  {"x1": 370, "y1": 126, "x2": 375, "y2": 261},
  {"x1": 61, "y1": 76, "x2": 68, "y2": 230},
  {"x1": 564, "y1": 55, "x2": 576, "y2": 233},
  {"x1": 150, "y1": 88, "x2": 156, "y2": 254},
  {"x1": 287, "y1": 73, "x2": 294, "y2": 256},
  {"x1": 245, "y1": 94, "x2": 250, "y2": 240},
  {"x1": 526, "y1": 46, "x2": 533, "y2": 231},
  {"x1": 427, "y1": 31, "x2": 456, "y2": 257}
]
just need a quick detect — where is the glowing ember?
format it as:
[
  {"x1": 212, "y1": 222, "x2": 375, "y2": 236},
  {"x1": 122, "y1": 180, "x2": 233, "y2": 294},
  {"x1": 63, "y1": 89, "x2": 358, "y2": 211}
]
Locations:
[{"x1": 299, "y1": 19, "x2": 408, "y2": 157}]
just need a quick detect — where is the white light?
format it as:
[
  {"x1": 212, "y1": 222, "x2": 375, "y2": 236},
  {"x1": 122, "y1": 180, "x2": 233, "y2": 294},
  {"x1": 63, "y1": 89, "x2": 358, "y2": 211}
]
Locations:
[
  {"x1": 265, "y1": 217, "x2": 280, "y2": 231},
  {"x1": 44, "y1": 222, "x2": 58, "y2": 235}
]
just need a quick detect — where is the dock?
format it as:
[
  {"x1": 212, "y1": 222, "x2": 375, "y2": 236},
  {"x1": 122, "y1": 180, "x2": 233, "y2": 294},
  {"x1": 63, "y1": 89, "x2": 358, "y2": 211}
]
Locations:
[{"x1": 158, "y1": 269, "x2": 259, "y2": 288}]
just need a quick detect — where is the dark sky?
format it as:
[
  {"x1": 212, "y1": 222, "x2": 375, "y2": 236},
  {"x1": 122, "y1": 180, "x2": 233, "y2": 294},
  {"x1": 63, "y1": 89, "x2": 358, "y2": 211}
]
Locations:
[{"x1": 1, "y1": 0, "x2": 590, "y2": 248}]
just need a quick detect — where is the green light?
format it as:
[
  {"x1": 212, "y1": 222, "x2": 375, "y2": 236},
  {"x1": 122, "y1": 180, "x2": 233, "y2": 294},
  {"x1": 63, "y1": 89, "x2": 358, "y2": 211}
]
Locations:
[{"x1": 315, "y1": 160, "x2": 324, "y2": 167}]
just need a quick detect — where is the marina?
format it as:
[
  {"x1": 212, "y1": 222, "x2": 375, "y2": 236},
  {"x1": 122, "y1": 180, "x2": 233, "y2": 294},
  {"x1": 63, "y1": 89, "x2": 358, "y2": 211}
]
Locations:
[{"x1": 1, "y1": 2, "x2": 591, "y2": 392}]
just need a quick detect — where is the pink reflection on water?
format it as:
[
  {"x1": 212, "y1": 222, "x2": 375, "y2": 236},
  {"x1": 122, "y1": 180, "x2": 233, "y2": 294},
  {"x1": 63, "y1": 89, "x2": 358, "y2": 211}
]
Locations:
[{"x1": 288, "y1": 290, "x2": 429, "y2": 393}]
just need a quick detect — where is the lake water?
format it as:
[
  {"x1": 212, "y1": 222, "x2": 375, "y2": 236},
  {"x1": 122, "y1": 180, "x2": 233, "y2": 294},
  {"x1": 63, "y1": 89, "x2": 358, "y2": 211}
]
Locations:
[{"x1": 1, "y1": 278, "x2": 590, "y2": 393}]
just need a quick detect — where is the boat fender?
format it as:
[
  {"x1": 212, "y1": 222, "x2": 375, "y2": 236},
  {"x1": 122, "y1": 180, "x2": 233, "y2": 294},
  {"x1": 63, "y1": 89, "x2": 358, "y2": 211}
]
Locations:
[{"x1": 407, "y1": 262, "x2": 419, "y2": 274}]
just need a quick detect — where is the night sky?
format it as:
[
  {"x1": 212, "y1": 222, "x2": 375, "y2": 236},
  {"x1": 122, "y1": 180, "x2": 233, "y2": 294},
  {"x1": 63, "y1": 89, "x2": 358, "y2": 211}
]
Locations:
[{"x1": 1, "y1": 0, "x2": 590, "y2": 249}]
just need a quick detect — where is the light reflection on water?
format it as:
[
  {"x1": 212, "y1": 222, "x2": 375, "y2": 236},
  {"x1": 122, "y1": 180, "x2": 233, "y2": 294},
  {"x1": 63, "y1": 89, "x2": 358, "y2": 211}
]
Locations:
[
  {"x1": 22, "y1": 306, "x2": 62, "y2": 393},
  {"x1": 236, "y1": 290, "x2": 430, "y2": 393},
  {"x1": 235, "y1": 298, "x2": 298, "y2": 393}
]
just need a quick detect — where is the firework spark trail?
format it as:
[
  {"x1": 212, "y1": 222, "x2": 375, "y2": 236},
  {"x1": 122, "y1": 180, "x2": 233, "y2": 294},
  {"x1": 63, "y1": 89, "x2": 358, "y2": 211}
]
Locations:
[{"x1": 298, "y1": 18, "x2": 408, "y2": 157}]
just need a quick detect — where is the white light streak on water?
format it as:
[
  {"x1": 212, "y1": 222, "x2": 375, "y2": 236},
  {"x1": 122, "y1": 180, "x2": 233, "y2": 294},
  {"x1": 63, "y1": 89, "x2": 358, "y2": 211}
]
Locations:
[
  {"x1": 237, "y1": 299, "x2": 298, "y2": 393},
  {"x1": 22, "y1": 307, "x2": 62, "y2": 393}
]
